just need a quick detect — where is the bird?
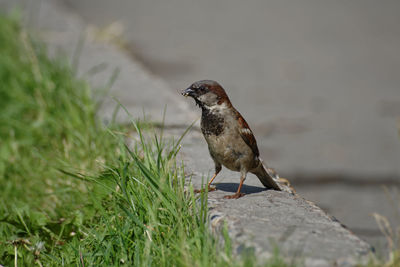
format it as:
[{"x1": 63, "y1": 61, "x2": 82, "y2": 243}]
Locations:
[{"x1": 182, "y1": 80, "x2": 281, "y2": 199}]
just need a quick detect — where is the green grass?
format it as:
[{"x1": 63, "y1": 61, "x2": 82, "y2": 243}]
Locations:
[
  {"x1": 0, "y1": 14, "x2": 290, "y2": 266},
  {"x1": 0, "y1": 13, "x2": 121, "y2": 265}
]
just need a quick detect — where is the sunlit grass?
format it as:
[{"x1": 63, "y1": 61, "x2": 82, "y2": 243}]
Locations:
[{"x1": 0, "y1": 13, "x2": 121, "y2": 265}]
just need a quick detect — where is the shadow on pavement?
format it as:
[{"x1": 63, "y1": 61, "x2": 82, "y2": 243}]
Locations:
[{"x1": 216, "y1": 183, "x2": 266, "y2": 194}]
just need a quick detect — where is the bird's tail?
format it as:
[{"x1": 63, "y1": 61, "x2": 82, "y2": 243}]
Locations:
[{"x1": 251, "y1": 163, "x2": 281, "y2": 191}]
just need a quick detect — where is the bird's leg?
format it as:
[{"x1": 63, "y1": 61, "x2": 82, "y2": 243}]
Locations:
[
  {"x1": 207, "y1": 163, "x2": 222, "y2": 191},
  {"x1": 224, "y1": 172, "x2": 246, "y2": 199},
  {"x1": 194, "y1": 164, "x2": 221, "y2": 193}
]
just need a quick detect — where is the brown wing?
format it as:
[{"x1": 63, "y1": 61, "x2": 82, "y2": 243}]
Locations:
[{"x1": 237, "y1": 113, "x2": 260, "y2": 157}]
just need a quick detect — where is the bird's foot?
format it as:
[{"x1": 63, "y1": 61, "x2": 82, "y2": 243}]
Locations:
[
  {"x1": 208, "y1": 186, "x2": 217, "y2": 192},
  {"x1": 194, "y1": 186, "x2": 217, "y2": 193},
  {"x1": 223, "y1": 193, "x2": 245, "y2": 199}
]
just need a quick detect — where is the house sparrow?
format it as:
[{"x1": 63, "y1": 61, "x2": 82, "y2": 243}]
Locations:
[{"x1": 182, "y1": 80, "x2": 281, "y2": 199}]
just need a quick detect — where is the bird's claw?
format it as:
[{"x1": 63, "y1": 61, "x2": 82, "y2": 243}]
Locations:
[
  {"x1": 207, "y1": 186, "x2": 217, "y2": 192},
  {"x1": 194, "y1": 186, "x2": 216, "y2": 193},
  {"x1": 223, "y1": 193, "x2": 245, "y2": 199}
]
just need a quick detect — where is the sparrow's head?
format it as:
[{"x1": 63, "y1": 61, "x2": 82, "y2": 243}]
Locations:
[{"x1": 182, "y1": 80, "x2": 231, "y2": 108}]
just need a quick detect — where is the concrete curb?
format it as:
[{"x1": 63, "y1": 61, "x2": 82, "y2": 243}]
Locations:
[
  {"x1": 1, "y1": 0, "x2": 375, "y2": 265},
  {"x1": 179, "y1": 129, "x2": 373, "y2": 266}
]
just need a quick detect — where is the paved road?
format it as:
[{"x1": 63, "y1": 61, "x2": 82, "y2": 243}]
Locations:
[{"x1": 61, "y1": 0, "x2": 400, "y2": 254}]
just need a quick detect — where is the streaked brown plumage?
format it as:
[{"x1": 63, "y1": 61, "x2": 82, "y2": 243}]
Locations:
[{"x1": 182, "y1": 80, "x2": 281, "y2": 199}]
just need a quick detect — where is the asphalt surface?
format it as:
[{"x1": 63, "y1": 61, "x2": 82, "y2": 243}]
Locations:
[{"x1": 17, "y1": 0, "x2": 400, "y2": 255}]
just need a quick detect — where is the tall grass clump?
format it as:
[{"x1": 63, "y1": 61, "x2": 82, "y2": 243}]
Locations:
[
  {"x1": 55, "y1": 124, "x2": 226, "y2": 266},
  {"x1": 0, "y1": 14, "x2": 120, "y2": 265},
  {"x1": 59, "y1": 123, "x2": 289, "y2": 267}
]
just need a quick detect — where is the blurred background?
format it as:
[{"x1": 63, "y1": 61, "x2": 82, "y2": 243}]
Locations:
[{"x1": 8, "y1": 0, "x2": 400, "y2": 254}]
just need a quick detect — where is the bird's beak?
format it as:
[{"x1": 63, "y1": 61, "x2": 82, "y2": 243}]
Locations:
[{"x1": 182, "y1": 87, "x2": 195, "y2": 97}]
